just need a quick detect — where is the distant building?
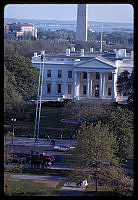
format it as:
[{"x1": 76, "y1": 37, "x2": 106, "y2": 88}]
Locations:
[
  {"x1": 31, "y1": 48, "x2": 133, "y2": 104},
  {"x1": 5, "y1": 23, "x2": 37, "y2": 38},
  {"x1": 76, "y1": 4, "x2": 88, "y2": 41}
]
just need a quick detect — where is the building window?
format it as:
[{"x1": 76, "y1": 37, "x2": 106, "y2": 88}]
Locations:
[
  {"x1": 108, "y1": 73, "x2": 112, "y2": 80},
  {"x1": 68, "y1": 71, "x2": 72, "y2": 78},
  {"x1": 68, "y1": 84, "x2": 72, "y2": 94},
  {"x1": 108, "y1": 88, "x2": 112, "y2": 96},
  {"x1": 83, "y1": 85, "x2": 86, "y2": 95},
  {"x1": 58, "y1": 70, "x2": 62, "y2": 78},
  {"x1": 47, "y1": 83, "x2": 51, "y2": 93},
  {"x1": 83, "y1": 72, "x2": 87, "y2": 79},
  {"x1": 47, "y1": 70, "x2": 51, "y2": 77},
  {"x1": 96, "y1": 72, "x2": 100, "y2": 79},
  {"x1": 57, "y1": 84, "x2": 61, "y2": 94}
]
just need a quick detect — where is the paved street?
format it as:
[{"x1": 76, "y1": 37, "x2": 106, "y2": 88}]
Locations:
[
  {"x1": 4, "y1": 136, "x2": 75, "y2": 149},
  {"x1": 5, "y1": 136, "x2": 75, "y2": 169}
]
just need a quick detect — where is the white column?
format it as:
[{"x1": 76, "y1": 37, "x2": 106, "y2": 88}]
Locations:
[
  {"x1": 87, "y1": 72, "x2": 90, "y2": 98},
  {"x1": 99, "y1": 72, "x2": 103, "y2": 99},
  {"x1": 73, "y1": 71, "x2": 77, "y2": 100},
  {"x1": 103, "y1": 73, "x2": 106, "y2": 97},
  {"x1": 90, "y1": 79, "x2": 93, "y2": 96},
  {"x1": 77, "y1": 72, "x2": 81, "y2": 100},
  {"x1": 112, "y1": 72, "x2": 116, "y2": 101}
]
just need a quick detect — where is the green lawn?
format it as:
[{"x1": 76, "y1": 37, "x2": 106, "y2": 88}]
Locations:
[
  {"x1": 4, "y1": 177, "x2": 64, "y2": 196},
  {"x1": 4, "y1": 102, "x2": 79, "y2": 139},
  {"x1": 22, "y1": 168, "x2": 70, "y2": 177}
]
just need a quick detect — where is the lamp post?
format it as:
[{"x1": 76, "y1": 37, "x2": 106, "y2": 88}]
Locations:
[
  {"x1": 11, "y1": 118, "x2": 16, "y2": 144},
  {"x1": 34, "y1": 50, "x2": 45, "y2": 151}
]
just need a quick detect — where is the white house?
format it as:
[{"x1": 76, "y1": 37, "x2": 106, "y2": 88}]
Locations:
[{"x1": 32, "y1": 49, "x2": 133, "y2": 104}]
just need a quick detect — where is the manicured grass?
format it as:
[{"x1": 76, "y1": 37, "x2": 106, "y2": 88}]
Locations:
[
  {"x1": 4, "y1": 177, "x2": 64, "y2": 196},
  {"x1": 4, "y1": 103, "x2": 79, "y2": 138},
  {"x1": 22, "y1": 168, "x2": 71, "y2": 177}
]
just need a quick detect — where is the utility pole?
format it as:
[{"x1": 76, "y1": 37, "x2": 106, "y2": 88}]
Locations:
[
  {"x1": 34, "y1": 50, "x2": 45, "y2": 151},
  {"x1": 100, "y1": 24, "x2": 103, "y2": 53}
]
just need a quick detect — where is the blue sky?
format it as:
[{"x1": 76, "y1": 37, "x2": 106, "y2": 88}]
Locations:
[{"x1": 4, "y1": 4, "x2": 134, "y2": 23}]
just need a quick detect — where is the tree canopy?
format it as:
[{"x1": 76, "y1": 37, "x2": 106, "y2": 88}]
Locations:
[
  {"x1": 4, "y1": 55, "x2": 39, "y2": 121},
  {"x1": 67, "y1": 122, "x2": 120, "y2": 192},
  {"x1": 108, "y1": 106, "x2": 134, "y2": 159},
  {"x1": 117, "y1": 70, "x2": 134, "y2": 110},
  {"x1": 4, "y1": 39, "x2": 70, "y2": 58},
  {"x1": 4, "y1": 55, "x2": 39, "y2": 101}
]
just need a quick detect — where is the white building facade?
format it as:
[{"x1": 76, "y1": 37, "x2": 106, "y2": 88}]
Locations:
[{"x1": 32, "y1": 49, "x2": 133, "y2": 104}]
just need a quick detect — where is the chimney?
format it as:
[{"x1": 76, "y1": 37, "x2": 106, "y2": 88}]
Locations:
[
  {"x1": 118, "y1": 49, "x2": 126, "y2": 58},
  {"x1": 71, "y1": 47, "x2": 75, "y2": 52},
  {"x1": 131, "y1": 50, "x2": 133, "y2": 59},
  {"x1": 41, "y1": 50, "x2": 45, "y2": 55},
  {"x1": 113, "y1": 49, "x2": 117, "y2": 53},
  {"x1": 90, "y1": 48, "x2": 94, "y2": 53},
  {"x1": 80, "y1": 49, "x2": 84, "y2": 57},
  {"x1": 66, "y1": 49, "x2": 70, "y2": 56},
  {"x1": 115, "y1": 50, "x2": 119, "y2": 58},
  {"x1": 34, "y1": 52, "x2": 37, "y2": 57}
]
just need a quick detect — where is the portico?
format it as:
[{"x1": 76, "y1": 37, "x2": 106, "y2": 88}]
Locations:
[{"x1": 73, "y1": 71, "x2": 117, "y2": 102}]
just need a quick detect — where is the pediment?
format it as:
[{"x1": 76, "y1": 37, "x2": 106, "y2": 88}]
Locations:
[{"x1": 74, "y1": 57, "x2": 116, "y2": 70}]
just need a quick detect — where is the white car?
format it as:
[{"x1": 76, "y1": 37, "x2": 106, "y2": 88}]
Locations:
[
  {"x1": 54, "y1": 145, "x2": 69, "y2": 151},
  {"x1": 54, "y1": 145, "x2": 75, "y2": 151},
  {"x1": 69, "y1": 146, "x2": 75, "y2": 150}
]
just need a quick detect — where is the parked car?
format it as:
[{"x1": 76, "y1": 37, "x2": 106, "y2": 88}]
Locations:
[
  {"x1": 54, "y1": 145, "x2": 69, "y2": 151},
  {"x1": 54, "y1": 145, "x2": 75, "y2": 151}
]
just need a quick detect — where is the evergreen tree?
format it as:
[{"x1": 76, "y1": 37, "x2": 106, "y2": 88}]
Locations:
[
  {"x1": 117, "y1": 70, "x2": 131, "y2": 96},
  {"x1": 108, "y1": 106, "x2": 134, "y2": 159},
  {"x1": 4, "y1": 55, "x2": 39, "y2": 101}
]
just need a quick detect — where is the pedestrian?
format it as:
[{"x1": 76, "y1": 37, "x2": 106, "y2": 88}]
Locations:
[
  {"x1": 45, "y1": 156, "x2": 50, "y2": 168},
  {"x1": 47, "y1": 135, "x2": 50, "y2": 141},
  {"x1": 40, "y1": 153, "x2": 45, "y2": 169},
  {"x1": 36, "y1": 155, "x2": 41, "y2": 168},
  {"x1": 33, "y1": 155, "x2": 37, "y2": 168},
  {"x1": 30, "y1": 156, "x2": 34, "y2": 168},
  {"x1": 51, "y1": 139, "x2": 55, "y2": 145}
]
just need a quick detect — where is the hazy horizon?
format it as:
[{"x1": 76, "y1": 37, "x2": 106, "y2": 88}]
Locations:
[
  {"x1": 4, "y1": 17, "x2": 133, "y2": 25},
  {"x1": 4, "y1": 4, "x2": 134, "y2": 24}
]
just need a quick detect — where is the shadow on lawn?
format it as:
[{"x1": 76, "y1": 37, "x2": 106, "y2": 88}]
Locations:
[{"x1": 84, "y1": 190, "x2": 121, "y2": 196}]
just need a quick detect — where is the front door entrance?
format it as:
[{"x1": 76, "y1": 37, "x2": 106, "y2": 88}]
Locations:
[{"x1": 95, "y1": 85, "x2": 99, "y2": 97}]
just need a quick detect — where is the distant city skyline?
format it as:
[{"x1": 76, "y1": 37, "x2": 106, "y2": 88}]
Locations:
[{"x1": 4, "y1": 4, "x2": 133, "y2": 24}]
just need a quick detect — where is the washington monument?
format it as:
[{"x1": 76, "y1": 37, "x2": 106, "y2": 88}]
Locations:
[{"x1": 76, "y1": 4, "x2": 88, "y2": 41}]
